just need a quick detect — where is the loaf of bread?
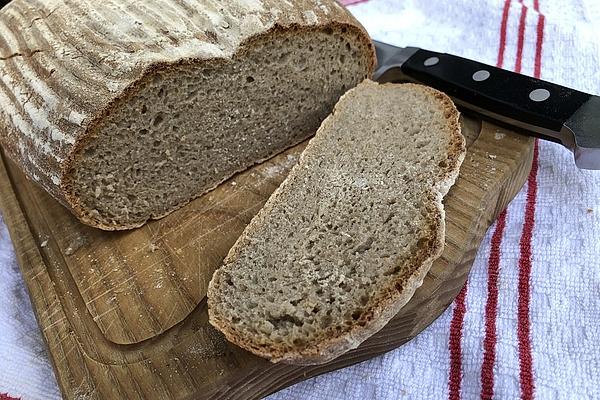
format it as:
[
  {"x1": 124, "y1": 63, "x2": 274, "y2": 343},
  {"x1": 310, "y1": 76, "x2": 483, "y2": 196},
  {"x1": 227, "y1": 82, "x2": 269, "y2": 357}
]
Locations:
[
  {"x1": 0, "y1": 0, "x2": 374, "y2": 230},
  {"x1": 208, "y1": 81, "x2": 466, "y2": 364}
]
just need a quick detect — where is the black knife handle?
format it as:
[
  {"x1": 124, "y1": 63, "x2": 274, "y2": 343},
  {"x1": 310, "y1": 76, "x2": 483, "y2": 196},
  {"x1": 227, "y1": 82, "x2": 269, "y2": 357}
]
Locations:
[{"x1": 401, "y1": 49, "x2": 591, "y2": 135}]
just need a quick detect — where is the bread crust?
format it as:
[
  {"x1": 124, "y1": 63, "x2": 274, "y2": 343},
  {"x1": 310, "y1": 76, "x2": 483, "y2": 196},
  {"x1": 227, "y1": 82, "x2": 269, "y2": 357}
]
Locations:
[
  {"x1": 0, "y1": 0, "x2": 375, "y2": 230},
  {"x1": 208, "y1": 81, "x2": 466, "y2": 364}
]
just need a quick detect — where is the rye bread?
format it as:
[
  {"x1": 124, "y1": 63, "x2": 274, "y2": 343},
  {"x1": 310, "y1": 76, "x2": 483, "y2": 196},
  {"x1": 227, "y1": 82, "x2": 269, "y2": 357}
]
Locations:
[
  {"x1": 208, "y1": 80, "x2": 466, "y2": 364},
  {"x1": 0, "y1": 0, "x2": 374, "y2": 230}
]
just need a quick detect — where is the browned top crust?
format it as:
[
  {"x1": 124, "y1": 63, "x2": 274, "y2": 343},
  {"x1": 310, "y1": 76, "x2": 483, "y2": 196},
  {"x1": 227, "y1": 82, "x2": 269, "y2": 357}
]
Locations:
[{"x1": 0, "y1": 0, "x2": 373, "y2": 226}]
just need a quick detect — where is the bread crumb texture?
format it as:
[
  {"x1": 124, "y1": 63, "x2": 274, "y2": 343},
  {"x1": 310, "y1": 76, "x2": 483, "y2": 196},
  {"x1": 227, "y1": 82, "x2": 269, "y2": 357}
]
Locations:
[
  {"x1": 0, "y1": 0, "x2": 373, "y2": 229},
  {"x1": 208, "y1": 80, "x2": 466, "y2": 364}
]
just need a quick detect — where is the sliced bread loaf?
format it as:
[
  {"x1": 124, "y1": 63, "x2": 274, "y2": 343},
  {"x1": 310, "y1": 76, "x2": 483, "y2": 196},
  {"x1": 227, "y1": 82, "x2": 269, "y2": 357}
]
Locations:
[
  {"x1": 208, "y1": 80, "x2": 466, "y2": 364},
  {"x1": 0, "y1": 0, "x2": 374, "y2": 230}
]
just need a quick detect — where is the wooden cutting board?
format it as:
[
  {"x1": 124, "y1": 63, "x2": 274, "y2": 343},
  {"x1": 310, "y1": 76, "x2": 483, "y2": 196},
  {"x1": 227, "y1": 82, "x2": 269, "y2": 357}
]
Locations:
[{"x1": 0, "y1": 114, "x2": 533, "y2": 400}]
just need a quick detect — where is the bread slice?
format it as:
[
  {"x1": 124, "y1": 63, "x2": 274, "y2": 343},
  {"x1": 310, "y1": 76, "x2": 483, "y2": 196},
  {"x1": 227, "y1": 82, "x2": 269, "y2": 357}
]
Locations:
[
  {"x1": 207, "y1": 80, "x2": 466, "y2": 364},
  {"x1": 0, "y1": 0, "x2": 374, "y2": 230}
]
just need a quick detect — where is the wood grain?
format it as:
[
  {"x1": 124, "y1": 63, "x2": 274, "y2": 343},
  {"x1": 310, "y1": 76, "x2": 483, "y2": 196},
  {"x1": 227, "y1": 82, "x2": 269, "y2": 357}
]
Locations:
[{"x1": 0, "y1": 116, "x2": 533, "y2": 400}]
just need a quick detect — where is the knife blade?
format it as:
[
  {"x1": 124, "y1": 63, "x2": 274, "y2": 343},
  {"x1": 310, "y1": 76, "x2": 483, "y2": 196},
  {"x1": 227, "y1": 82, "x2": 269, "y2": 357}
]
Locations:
[{"x1": 373, "y1": 40, "x2": 600, "y2": 170}]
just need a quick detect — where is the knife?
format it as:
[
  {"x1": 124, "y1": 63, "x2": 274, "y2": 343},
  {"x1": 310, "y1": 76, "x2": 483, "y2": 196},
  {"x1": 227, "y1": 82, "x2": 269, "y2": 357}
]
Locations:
[{"x1": 373, "y1": 41, "x2": 600, "y2": 170}]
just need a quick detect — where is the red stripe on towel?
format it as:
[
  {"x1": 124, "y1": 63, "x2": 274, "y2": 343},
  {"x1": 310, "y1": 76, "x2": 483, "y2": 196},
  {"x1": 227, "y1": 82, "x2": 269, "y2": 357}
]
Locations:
[
  {"x1": 514, "y1": 3, "x2": 528, "y2": 73},
  {"x1": 480, "y1": 211, "x2": 508, "y2": 400},
  {"x1": 448, "y1": 284, "x2": 468, "y2": 400},
  {"x1": 0, "y1": 393, "x2": 20, "y2": 400},
  {"x1": 533, "y1": 6, "x2": 545, "y2": 78},
  {"x1": 517, "y1": 140, "x2": 539, "y2": 400},
  {"x1": 496, "y1": 0, "x2": 512, "y2": 68},
  {"x1": 517, "y1": 0, "x2": 545, "y2": 397}
]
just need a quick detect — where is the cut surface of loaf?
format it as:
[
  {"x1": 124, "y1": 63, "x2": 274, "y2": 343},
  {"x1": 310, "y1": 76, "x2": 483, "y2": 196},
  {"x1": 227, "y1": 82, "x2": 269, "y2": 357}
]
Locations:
[
  {"x1": 0, "y1": 0, "x2": 374, "y2": 230},
  {"x1": 208, "y1": 80, "x2": 466, "y2": 364}
]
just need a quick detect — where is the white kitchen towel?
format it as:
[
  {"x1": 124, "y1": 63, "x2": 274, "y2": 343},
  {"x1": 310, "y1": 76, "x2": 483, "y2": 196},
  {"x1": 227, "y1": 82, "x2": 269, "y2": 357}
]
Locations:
[{"x1": 1, "y1": 1, "x2": 600, "y2": 399}]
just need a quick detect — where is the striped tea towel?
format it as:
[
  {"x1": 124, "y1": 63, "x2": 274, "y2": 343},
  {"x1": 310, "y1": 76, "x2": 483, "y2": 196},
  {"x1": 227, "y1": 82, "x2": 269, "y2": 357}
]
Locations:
[{"x1": 1, "y1": 1, "x2": 600, "y2": 399}]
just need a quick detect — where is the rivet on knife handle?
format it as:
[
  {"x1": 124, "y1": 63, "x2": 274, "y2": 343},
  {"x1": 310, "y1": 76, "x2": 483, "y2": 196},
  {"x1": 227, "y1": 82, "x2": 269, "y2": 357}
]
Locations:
[{"x1": 373, "y1": 40, "x2": 600, "y2": 170}]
